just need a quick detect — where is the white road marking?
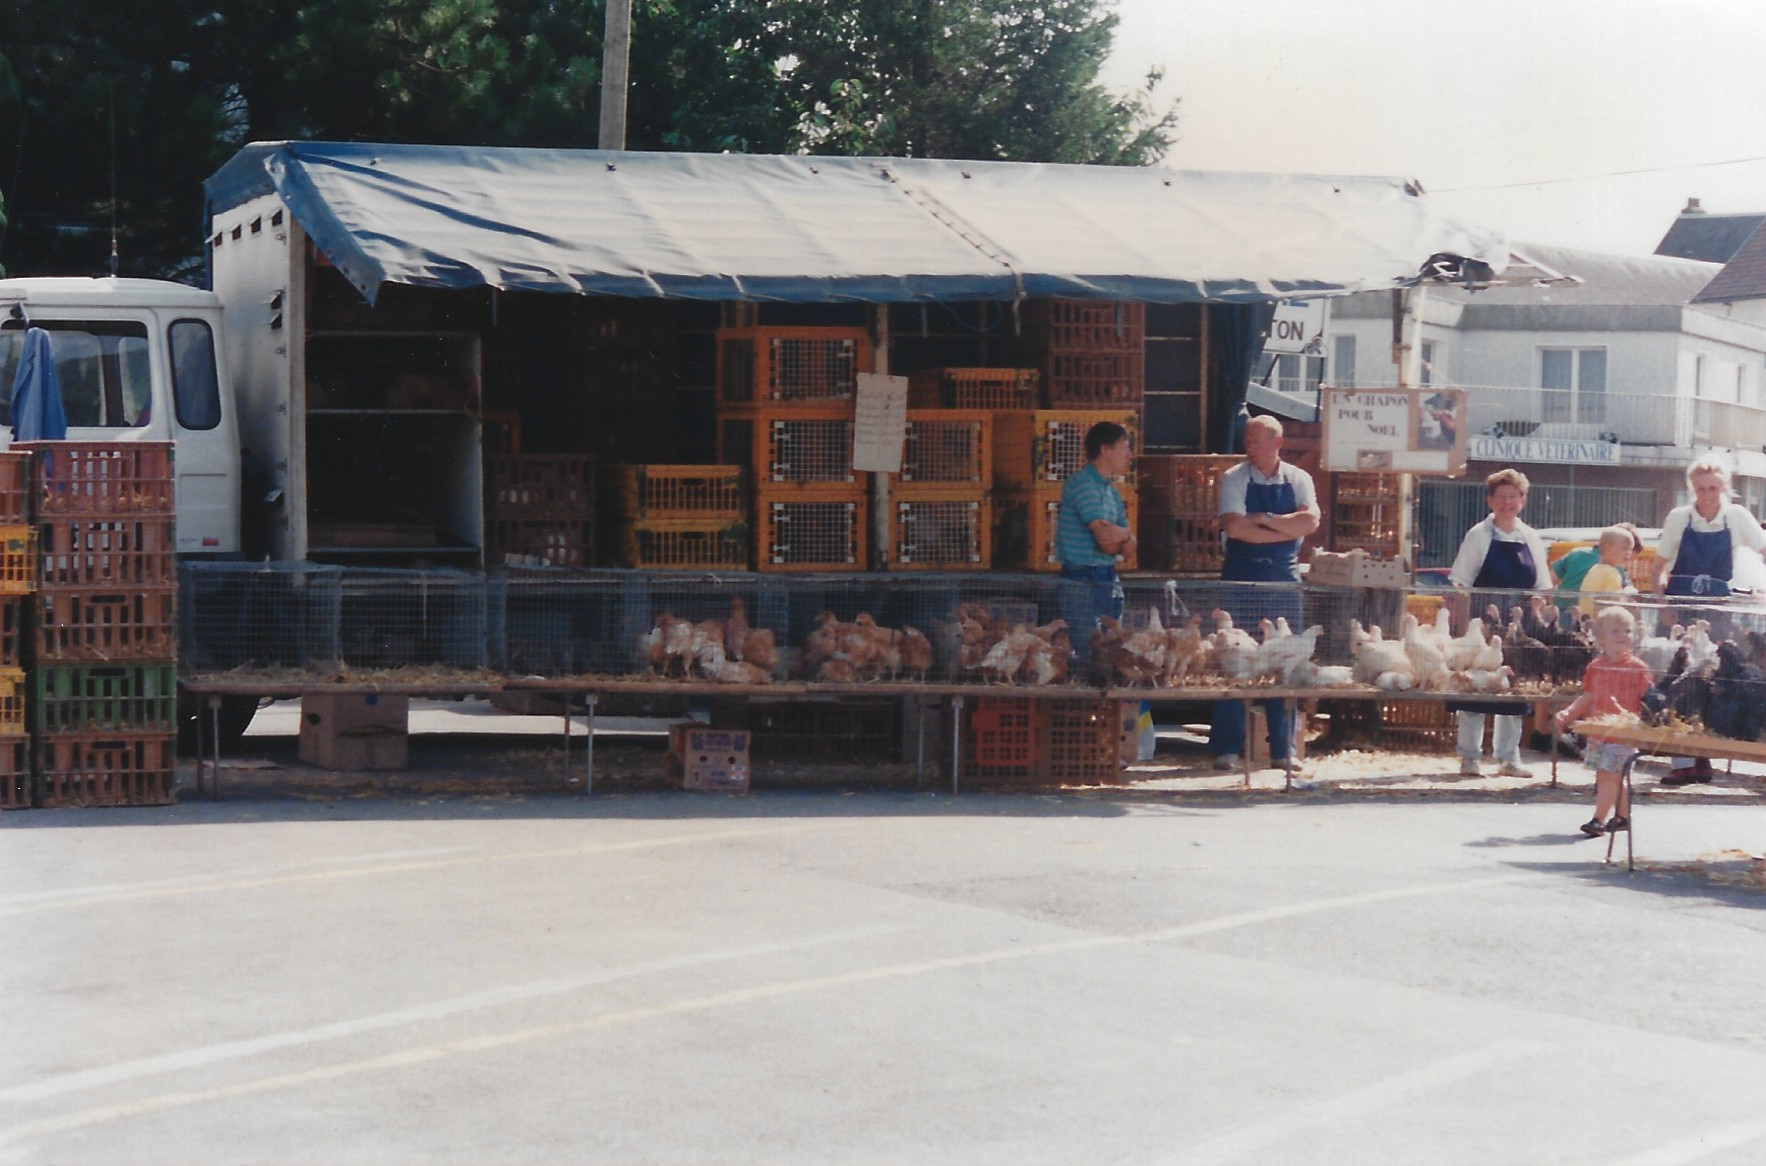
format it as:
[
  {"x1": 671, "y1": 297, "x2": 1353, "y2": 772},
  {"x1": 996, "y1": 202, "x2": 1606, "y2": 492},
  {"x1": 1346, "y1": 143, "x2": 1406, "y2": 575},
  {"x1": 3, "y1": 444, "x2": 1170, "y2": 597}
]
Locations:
[
  {"x1": 1159, "y1": 1040, "x2": 1547, "y2": 1166},
  {"x1": 1611, "y1": 1119, "x2": 1766, "y2": 1166},
  {"x1": 0, "y1": 822, "x2": 861, "y2": 919},
  {"x1": 0, "y1": 871, "x2": 1540, "y2": 1150}
]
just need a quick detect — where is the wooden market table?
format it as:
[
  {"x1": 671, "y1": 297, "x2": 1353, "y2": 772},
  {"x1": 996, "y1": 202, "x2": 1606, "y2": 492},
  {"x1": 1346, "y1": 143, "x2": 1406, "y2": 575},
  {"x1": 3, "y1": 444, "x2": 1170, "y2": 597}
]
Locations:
[{"x1": 1567, "y1": 721, "x2": 1766, "y2": 871}]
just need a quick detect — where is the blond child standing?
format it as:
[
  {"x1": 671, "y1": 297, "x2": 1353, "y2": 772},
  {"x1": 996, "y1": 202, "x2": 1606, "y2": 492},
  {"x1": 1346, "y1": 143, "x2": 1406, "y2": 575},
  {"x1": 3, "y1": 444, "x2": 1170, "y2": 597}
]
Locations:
[{"x1": 1554, "y1": 606, "x2": 1655, "y2": 837}]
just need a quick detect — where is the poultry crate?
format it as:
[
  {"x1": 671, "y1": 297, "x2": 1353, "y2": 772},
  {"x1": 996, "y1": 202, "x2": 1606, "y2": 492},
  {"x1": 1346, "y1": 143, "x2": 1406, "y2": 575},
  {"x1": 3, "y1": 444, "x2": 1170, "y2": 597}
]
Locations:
[
  {"x1": 1037, "y1": 698, "x2": 1126, "y2": 784},
  {"x1": 484, "y1": 454, "x2": 594, "y2": 519},
  {"x1": 1137, "y1": 510, "x2": 1223, "y2": 576},
  {"x1": 1329, "y1": 472, "x2": 1405, "y2": 558},
  {"x1": 897, "y1": 411, "x2": 992, "y2": 487},
  {"x1": 1138, "y1": 455, "x2": 1240, "y2": 514},
  {"x1": 966, "y1": 695, "x2": 1041, "y2": 770},
  {"x1": 0, "y1": 595, "x2": 21, "y2": 667},
  {"x1": 1025, "y1": 300, "x2": 1146, "y2": 352},
  {"x1": 1377, "y1": 700, "x2": 1457, "y2": 752},
  {"x1": 36, "y1": 516, "x2": 174, "y2": 589},
  {"x1": 0, "y1": 733, "x2": 26, "y2": 809},
  {"x1": 884, "y1": 493, "x2": 990, "y2": 571},
  {"x1": 718, "y1": 406, "x2": 857, "y2": 485},
  {"x1": 0, "y1": 452, "x2": 30, "y2": 523},
  {"x1": 993, "y1": 485, "x2": 1139, "y2": 573},
  {"x1": 0, "y1": 525, "x2": 35, "y2": 593},
  {"x1": 16, "y1": 440, "x2": 175, "y2": 516},
  {"x1": 992, "y1": 409, "x2": 1139, "y2": 491},
  {"x1": 34, "y1": 586, "x2": 177, "y2": 663},
  {"x1": 755, "y1": 487, "x2": 867, "y2": 573},
  {"x1": 487, "y1": 515, "x2": 595, "y2": 568},
  {"x1": 34, "y1": 731, "x2": 177, "y2": 808},
  {"x1": 716, "y1": 326, "x2": 870, "y2": 407},
  {"x1": 1043, "y1": 348, "x2": 1145, "y2": 407},
  {"x1": 906, "y1": 368, "x2": 1039, "y2": 411},
  {"x1": 610, "y1": 464, "x2": 744, "y2": 522},
  {"x1": 613, "y1": 520, "x2": 750, "y2": 571},
  {"x1": 30, "y1": 663, "x2": 177, "y2": 734}
]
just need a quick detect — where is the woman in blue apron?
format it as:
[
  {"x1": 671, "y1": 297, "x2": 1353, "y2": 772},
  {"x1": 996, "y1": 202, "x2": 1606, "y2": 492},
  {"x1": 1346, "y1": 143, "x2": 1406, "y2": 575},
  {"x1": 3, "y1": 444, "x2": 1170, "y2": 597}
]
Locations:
[
  {"x1": 1209, "y1": 416, "x2": 1318, "y2": 769},
  {"x1": 1656, "y1": 458, "x2": 1766, "y2": 782},
  {"x1": 1446, "y1": 469, "x2": 1552, "y2": 778}
]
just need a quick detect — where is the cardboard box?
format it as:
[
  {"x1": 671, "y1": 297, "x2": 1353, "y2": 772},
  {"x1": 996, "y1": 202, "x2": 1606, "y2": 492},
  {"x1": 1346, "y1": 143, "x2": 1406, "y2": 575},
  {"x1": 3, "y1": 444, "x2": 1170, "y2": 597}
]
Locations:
[
  {"x1": 1307, "y1": 548, "x2": 1409, "y2": 588},
  {"x1": 668, "y1": 724, "x2": 751, "y2": 792},
  {"x1": 299, "y1": 692, "x2": 410, "y2": 770},
  {"x1": 1246, "y1": 705, "x2": 1306, "y2": 767}
]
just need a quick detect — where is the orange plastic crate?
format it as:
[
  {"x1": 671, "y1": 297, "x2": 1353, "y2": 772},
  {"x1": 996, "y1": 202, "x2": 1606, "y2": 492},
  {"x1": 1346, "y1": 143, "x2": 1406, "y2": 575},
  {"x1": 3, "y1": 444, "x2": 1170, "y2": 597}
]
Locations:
[
  {"x1": 616, "y1": 520, "x2": 750, "y2": 570},
  {"x1": 1028, "y1": 300, "x2": 1146, "y2": 352},
  {"x1": 755, "y1": 487, "x2": 866, "y2": 572},
  {"x1": 1044, "y1": 349, "x2": 1144, "y2": 406},
  {"x1": 716, "y1": 327, "x2": 871, "y2": 406},
  {"x1": 0, "y1": 733, "x2": 27, "y2": 809},
  {"x1": 899, "y1": 411, "x2": 992, "y2": 487},
  {"x1": 968, "y1": 696, "x2": 1040, "y2": 768},
  {"x1": 719, "y1": 406, "x2": 857, "y2": 485},
  {"x1": 992, "y1": 409, "x2": 1139, "y2": 491},
  {"x1": 34, "y1": 731, "x2": 176, "y2": 807},
  {"x1": 907, "y1": 368, "x2": 1039, "y2": 410},
  {"x1": 0, "y1": 452, "x2": 30, "y2": 522},
  {"x1": 36, "y1": 516, "x2": 173, "y2": 588},
  {"x1": 18, "y1": 441, "x2": 174, "y2": 516},
  {"x1": 34, "y1": 586, "x2": 177, "y2": 662},
  {"x1": 885, "y1": 492, "x2": 990, "y2": 570},
  {"x1": 0, "y1": 525, "x2": 35, "y2": 593},
  {"x1": 1037, "y1": 698, "x2": 1125, "y2": 785},
  {"x1": 613, "y1": 464, "x2": 744, "y2": 521}
]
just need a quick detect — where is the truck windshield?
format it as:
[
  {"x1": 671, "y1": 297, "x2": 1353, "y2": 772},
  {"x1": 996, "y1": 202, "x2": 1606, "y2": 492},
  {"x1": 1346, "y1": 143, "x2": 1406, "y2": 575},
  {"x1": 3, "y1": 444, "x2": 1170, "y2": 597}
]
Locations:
[{"x1": 0, "y1": 320, "x2": 152, "y2": 428}]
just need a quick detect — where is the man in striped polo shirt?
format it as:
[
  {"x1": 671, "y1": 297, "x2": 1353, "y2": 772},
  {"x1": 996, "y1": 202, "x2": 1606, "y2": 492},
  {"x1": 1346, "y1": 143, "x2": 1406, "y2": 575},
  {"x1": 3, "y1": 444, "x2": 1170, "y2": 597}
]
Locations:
[{"x1": 1056, "y1": 421, "x2": 1135, "y2": 622}]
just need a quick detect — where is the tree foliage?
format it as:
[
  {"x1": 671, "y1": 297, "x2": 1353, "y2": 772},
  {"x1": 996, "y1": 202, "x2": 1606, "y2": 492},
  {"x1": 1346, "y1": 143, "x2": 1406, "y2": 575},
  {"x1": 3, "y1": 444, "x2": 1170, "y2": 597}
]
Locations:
[{"x1": 0, "y1": 0, "x2": 1177, "y2": 278}]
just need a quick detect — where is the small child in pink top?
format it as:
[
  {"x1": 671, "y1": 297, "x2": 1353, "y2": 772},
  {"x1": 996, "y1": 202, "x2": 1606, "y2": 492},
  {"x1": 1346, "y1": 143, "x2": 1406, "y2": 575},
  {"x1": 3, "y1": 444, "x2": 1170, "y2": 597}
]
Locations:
[{"x1": 1554, "y1": 606, "x2": 1655, "y2": 837}]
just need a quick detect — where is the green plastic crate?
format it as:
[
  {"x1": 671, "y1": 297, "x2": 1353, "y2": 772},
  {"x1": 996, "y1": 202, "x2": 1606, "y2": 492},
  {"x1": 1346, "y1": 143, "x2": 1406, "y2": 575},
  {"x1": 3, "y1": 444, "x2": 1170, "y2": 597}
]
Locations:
[{"x1": 30, "y1": 663, "x2": 178, "y2": 733}]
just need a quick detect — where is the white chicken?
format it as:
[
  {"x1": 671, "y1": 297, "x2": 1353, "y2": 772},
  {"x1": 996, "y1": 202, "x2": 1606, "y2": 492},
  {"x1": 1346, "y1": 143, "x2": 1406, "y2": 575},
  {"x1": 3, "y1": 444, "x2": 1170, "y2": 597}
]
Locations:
[
  {"x1": 1256, "y1": 621, "x2": 1323, "y2": 684},
  {"x1": 1442, "y1": 616, "x2": 1490, "y2": 673},
  {"x1": 1209, "y1": 610, "x2": 1261, "y2": 682},
  {"x1": 1350, "y1": 619, "x2": 1413, "y2": 686},
  {"x1": 1401, "y1": 612, "x2": 1451, "y2": 691},
  {"x1": 1635, "y1": 623, "x2": 1684, "y2": 675},
  {"x1": 1287, "y1": 659, "x2": 1356, "y2": 687}
]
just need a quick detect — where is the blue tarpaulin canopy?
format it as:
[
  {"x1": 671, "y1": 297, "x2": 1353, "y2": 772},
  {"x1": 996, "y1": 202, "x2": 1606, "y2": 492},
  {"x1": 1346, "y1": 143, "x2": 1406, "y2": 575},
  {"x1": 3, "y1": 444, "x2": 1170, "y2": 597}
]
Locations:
[{"x1": 205, "y1": 142, "x2": 1507, "y2": 306}]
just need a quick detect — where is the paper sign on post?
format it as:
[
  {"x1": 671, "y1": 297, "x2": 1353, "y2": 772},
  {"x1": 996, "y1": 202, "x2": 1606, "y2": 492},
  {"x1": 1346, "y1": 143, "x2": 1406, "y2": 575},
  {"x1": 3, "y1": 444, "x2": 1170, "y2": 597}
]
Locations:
[
  {"x1": 1321, "y1": 387, "x2": 1467, "y2": 475},
  {"x1": 852, "y1": 372, "x2": 909, "y2": 473}
]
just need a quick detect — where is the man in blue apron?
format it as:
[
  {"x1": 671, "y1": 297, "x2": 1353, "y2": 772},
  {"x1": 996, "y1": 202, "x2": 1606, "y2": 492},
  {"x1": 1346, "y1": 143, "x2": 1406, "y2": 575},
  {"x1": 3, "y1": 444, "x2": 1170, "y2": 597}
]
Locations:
[
  {"x1": 1209, "y1": 415, "x2": 1318, "y2": 770},
  {"x1": 1447, "y1": 468, "x2": 1553, "y2": 777},
  {"x1": 1655, "y1": 458, "x2": 1766, "y2": 783}
]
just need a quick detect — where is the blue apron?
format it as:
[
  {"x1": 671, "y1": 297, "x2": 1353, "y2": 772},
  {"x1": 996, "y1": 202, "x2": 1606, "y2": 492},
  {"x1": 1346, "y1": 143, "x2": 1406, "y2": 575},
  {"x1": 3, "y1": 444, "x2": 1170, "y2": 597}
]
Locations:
[
  {"x1": 1451, "y1": 535, "x2": 1537, "y2": 716},
  {"x1": 1211, "y1": 473, "x2": 1302, "y2": 760},
  {"x1": 1666, "y1": 522, "x2": 1733, "y2": 597}
]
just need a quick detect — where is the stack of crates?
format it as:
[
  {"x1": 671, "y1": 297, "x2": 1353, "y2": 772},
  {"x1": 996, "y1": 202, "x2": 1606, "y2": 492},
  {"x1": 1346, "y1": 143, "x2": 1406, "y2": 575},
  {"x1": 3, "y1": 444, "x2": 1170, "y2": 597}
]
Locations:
[
  {"x1": 1330, "y1": 472, "x2": 1405, "y2": 559},
  {"x1": 886, "y1": 410, "x2": 992, "y2": 570},
  {"x1": 484, "y1": 453, "x2": 595, "y2": 567},
  {"x1": 607, "y1": 464, "x2": 749, "y2": 570},
  {"x1": 22, "y1": 442, "x2": 178, "y2": 807},
  {"x1": 906, "y1": 368, "x2": 1039, "y2": 411},
  {"x1": 0, "y1": 453, "x2": 30, "y2": 808},
  {"x1": 1136, "y1": 454, "x2": 1239, "y2": 574},
  {"x1": 716, "y1": 327, "x2": 870, "y2": 572},
  {"x1": 1026, "y1": 301, "x2": 1145, "y2": 408},
  {"x1": 990, "y1": 409, "x2": 1139, "y2": 572}
]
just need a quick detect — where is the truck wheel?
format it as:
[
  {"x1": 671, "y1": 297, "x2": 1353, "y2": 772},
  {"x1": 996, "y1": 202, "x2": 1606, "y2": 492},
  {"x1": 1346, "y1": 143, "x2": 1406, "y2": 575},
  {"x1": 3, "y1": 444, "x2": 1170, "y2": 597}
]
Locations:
[{"x1": 177, "y1": 694, "x2": 262, "y2": 756}]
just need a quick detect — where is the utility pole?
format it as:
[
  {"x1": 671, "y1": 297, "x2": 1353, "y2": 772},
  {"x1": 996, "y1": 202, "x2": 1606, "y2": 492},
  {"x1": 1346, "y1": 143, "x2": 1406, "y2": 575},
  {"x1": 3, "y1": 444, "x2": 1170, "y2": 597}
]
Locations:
[{"x1": 599, "y1": 0, "x2": 633, "y2": 151}]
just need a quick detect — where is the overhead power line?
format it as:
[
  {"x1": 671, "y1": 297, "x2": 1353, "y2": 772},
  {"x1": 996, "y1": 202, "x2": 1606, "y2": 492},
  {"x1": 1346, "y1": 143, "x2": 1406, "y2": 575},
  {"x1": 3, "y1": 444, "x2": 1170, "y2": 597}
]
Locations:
[{"x1": 1434, "y1": 153, "x2": 1766, "y2": 194}]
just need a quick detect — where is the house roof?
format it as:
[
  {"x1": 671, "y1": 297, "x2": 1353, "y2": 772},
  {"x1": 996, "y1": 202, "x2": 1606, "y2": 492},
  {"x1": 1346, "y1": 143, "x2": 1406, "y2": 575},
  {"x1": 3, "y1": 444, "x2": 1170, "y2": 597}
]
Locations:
[
  {"x1": 203, "y1": 141, "x2": 1506, "y2": 305},
  {"x1": 1655, "y1": 210, "x2": 1766, "y2": 264},
  {"x1": 1692, "y1": 223, "x2": 1766, "y2": 304}
]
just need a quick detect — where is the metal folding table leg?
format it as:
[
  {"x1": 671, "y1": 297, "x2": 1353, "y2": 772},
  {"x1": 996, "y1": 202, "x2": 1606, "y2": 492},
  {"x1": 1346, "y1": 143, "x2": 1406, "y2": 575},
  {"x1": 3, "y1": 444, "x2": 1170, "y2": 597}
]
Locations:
[
  {"x1": 583, "y1": 692, "x2": 597, "y2": 794},
  {"x1": 950, "y1": 694, "x2": 964, "y2": 795},
  {"x1": 207, "y1": 694, "x2": 224, "y2": 802},
  {"x1": 1606, "y1": 753, "x2": 1639, "y2": 870}
]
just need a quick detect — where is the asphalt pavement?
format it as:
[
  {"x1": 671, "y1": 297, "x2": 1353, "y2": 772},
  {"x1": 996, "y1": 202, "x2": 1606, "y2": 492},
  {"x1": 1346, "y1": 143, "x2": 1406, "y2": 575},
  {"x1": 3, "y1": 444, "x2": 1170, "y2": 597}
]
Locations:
[{"x1": 3, "y1": 709, "x2": 1764, "y2": 1165}]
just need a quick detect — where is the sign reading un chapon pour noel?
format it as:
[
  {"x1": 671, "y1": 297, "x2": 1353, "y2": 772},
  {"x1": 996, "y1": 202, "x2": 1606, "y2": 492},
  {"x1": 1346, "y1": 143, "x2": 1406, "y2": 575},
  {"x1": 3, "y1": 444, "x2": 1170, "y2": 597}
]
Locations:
[
  {"x1": 1321, "y1": 387, "x2": 1468, "y2": 475},
  {"x1": 1466, "y1": 434, "x2": 1621, "y2": 466}
]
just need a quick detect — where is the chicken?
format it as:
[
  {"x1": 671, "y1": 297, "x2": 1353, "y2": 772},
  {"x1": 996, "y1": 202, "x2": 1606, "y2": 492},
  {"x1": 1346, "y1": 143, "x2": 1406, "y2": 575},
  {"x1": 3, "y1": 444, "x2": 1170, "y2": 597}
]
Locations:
[
  {"x1": 816, "y1": 656, "x2": 858, "y2": 684},
  {"x1": 1643, "y1": 643, "x2": 1712, "y2": 727},
  {"x1": 1401, "y1": 612, "x2": 1450, "y2": 691},
  {"x1": 1210, "y1": 609, "x2": 1261, "y2": 682},
  {"x1": 689, "y1": 620, "x2": 726, "y2": 675},
  {"x1": 1350, "y1": 619, "x2": 1412, "y2": 686},
  {"x1": 1635, "y1": 623, "x2": 1684, "y2": 676},
  {"x1": 662, "y1": 615, "x2": 696, "y2": 676},
  {"x1": 1286, "y1": 659, "x2": 1355, "y2": 687},
  {"x1": 1502, "y1": 607, "x2": 1551, "y2": 684},
  {"x1": 1116, "y1": 608, "x2": 1169, "y2": 685},
  {"x1": 1443, "y1": 616, "x2": 1489, "y2": 673},
  {"x1": 979, "y1": 625, "x2": 1040, "y2": 684},
  {"x1": 1704, "y1": 639, "x2": 1766, "y2": 741},
  {"x1": 805, "y1": 611, "x2": 843, "y2": 674},
  {"x1": 725, "y1": 596, "x2": 751, "y2": 663},
  {"x1": 709, "y1": 656, "x2": 770, "y2": 685},
  {"x1": 638, "y1": 614, "x2": 673, "y2": 674},
  {"x1": 1256, "y1": 622, "x2": 1323, "y2": 685},
  {"x1": 1682, "y1": 621, "x2": 1718, "y2": 670},
  {"x1": 1163, "y1": 614, "x2": 1212, "y2": 685},
  {"x1": 1451, "y1": 666, "x2": 1512, "y2": 695},
  {"x1": 740, "y1": 628, "x2": 778, "y2": 674},
  {"x1": 899, "y1": 626, "x2": 934, "y2": 678},
  {"x1": 1468, "y1": 626, "x2": 1505, "y2": 674},
  {"x1": 1520, "y1": 595, "x2": 1594, "y2": 684}
]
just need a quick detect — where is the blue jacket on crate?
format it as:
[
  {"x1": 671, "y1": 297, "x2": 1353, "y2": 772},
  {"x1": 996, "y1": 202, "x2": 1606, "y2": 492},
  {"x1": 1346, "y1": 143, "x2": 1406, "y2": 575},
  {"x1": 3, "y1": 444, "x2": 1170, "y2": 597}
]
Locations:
[{"x1": 1208, "y1": 416, "x2": 1319, "y2": 768}]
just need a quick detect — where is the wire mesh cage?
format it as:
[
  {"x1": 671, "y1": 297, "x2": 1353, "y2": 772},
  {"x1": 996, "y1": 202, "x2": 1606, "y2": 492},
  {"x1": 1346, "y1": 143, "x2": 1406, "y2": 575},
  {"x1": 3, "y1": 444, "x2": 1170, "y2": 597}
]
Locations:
[
  {"x1": 784, "y1": 572, "x2": 961, "y2": 680},
  {"x1": 179, "y1": 561, "x2": 344, "y2": 673},
  {"x1": 931, "y1": 573, "x2": 1083, "y2": 685},
  {"x1": 488, "y1": 567, "x2": 634, "y2": 677},
  {"x1": 620, "y1": 570, "x2": 791, "y2": 680},
  {"x1": 756, "y1": 490, "x2": 866, "y2": 571},
  {"x1": 716, "y1": 327, "x2": 870, "y2": 406},
  {"x1": 337, "y1": 568, "x2": 487, "y2": 671},
  {"x1": 885, "y1": 495, "x2": 989, "y2": 570},
  {"x1": 899, "y1": 412, "x2": 991, "y2": 485}
]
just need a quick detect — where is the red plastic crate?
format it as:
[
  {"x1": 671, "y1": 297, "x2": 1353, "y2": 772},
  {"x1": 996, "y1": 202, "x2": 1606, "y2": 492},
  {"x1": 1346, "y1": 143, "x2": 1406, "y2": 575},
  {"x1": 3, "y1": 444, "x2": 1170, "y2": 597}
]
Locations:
[
  {"x1": 0, "y1": 595, "x2": 21, "y2": 666},
  {"x1": 1044, "y1": 349, "x2": 1145, "y2": 406},
  {"x1": 17, "y1": 441, "x2": 174, "y2": 516},
  {"x1": 1029, "y1": 300, "x2": 1146, "y2": 351},
  {"x1": 34, "y1": 586, "x2": 177, "y2": 662},
  {"x1": 37, "y1": 515, "x2": 175, "y2": 587},
  {"x1": 485, "y1": 454, "x2": 594, "y2": 518},
  {"x1": 0, "y1": 452, "x2": 30, "y2": 522},
  {"x1": 1038, "y1": 698, "x2": 1125, "y2": 785},
  {"x1": 34, "y1": 731, "x2": 176, "y2": 807},
  {"x1": 969, "y1": 697, "x2": 1040, "y2": 767}
]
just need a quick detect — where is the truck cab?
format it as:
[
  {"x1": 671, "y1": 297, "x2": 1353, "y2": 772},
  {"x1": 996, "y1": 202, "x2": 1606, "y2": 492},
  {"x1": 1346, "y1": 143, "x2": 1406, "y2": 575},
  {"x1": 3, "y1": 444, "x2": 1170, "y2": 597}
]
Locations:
[{"x1": 0, "y1": 277, "x2": 241, "y2": 555}]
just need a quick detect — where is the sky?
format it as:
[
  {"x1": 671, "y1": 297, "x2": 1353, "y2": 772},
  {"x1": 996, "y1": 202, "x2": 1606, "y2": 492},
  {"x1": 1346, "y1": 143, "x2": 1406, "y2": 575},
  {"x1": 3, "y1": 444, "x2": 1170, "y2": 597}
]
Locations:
[{"x1": 1099, "y1": 0, "x2": 1766, "y2": 257}]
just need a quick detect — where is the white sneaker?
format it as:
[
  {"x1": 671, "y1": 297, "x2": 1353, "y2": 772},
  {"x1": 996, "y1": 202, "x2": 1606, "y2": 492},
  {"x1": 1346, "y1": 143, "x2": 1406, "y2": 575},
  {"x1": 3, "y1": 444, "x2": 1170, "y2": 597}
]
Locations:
[
  {"x1": 1214, "y1": 753, "x2": 1242, "y2": 769},
  {"x1": 1495, "y1": 761, "x2": 1532, "y2": 779},
  {"x1": 1458, "y1": 758, "x2": 1483, "y2": 777}
]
